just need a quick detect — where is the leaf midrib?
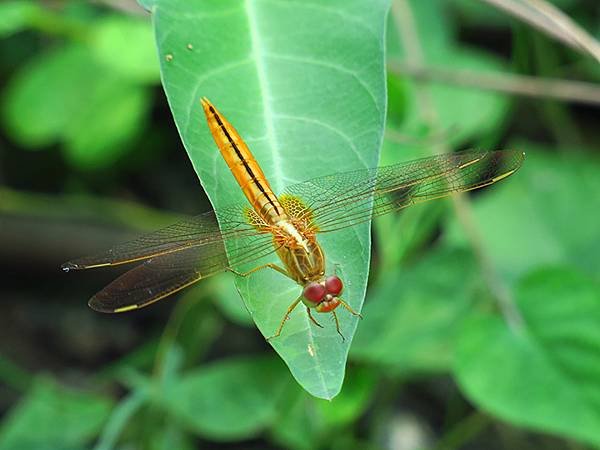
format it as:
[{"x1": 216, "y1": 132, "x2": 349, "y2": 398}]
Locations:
[{"x1": 245, "y1": 0, "x2": 284, "y2": 192}]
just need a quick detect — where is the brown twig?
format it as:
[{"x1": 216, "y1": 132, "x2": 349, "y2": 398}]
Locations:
[
  {"x1": 391, "y1": 0, "x2": 524, "y2": 331},
  {"x1": 482, "y1": 0, "x2": 600, "y2": 63},
  {"x1": 388, "y1": 61, "x2": 600, "y2": 107}
]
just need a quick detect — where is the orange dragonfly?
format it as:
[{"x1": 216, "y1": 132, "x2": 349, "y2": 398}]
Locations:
[{"x1": 63, "y1": 98, "x2": 524, "y2": 340}]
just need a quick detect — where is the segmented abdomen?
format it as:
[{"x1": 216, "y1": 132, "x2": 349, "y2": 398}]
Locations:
[{"x1": 201, "y1": 98, "x2": 287, "y2": 225}]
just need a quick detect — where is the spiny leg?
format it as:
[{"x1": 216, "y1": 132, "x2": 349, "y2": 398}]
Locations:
[
  {"x1": 267, "y1": 295, "x2": 303, "y2": 341},
  {"x1": 228, "y1": 263, "x2": 292, "y2": 280},
  {"x1": 338, "y1": 299, "x2": 363, "y2": 319},
  {"x1": 332, "y1": 310, "x2": 345, "y2": 342},
  {"x1": 306, "y1": 307, "x2": 323, "y2": 328}
]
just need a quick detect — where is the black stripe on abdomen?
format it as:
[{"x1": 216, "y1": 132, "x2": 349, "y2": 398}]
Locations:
[{"x1": 208, "y1": 105, "x2": 280, "y2": 216}]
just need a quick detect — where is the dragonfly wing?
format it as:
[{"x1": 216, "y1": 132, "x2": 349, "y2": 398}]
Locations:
[
  {"x1": 63, "y1": 206, "x2": 257, "y2": 270},
  {"x1": 284, "y1": 150, "x2": 524, "y2": 232},
  {"x1": 89, "y1": 232, "x2": 276, "y2": 313}
]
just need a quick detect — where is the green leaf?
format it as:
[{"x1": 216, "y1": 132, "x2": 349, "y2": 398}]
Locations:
[
  {"x1": 352, "y1": 247, "x2": 480, "y2": 373},
  {"x1": 446, "y1": 144, "x2": 600, "y2": 282},
  {"x1": 1, "y1": 43, "x2": 151, "y2": 168},
  {"x1": 149, "y1": 0, "x2": 388, "y2": 399},
  {"x1": 160, "y1": 356, "x2": 289, "y2": 440},
  {"x1": 63, "y1": 79, "x2": 150, "y2": 169},
  {"x1": 454, "y1": 267, "x2": 600, "y2": 446},
  {"x1": 0, "y1": 1, "x2": 40, "y2": 38},
  {"x1": 90, "y1": 15, "x2": 160, "y2": 83},
  {"x1": 0, "y1": 377, "x2": 112, "y2": 450},
  {"x1": 2, "y1": 44, "x2": 90, "y2": 148}
]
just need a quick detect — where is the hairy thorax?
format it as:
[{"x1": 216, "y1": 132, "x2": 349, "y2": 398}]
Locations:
[{"x1": 273, "y1": 219, "x2": 325, "y2": 284}]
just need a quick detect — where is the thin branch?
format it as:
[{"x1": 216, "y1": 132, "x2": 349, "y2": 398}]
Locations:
[
  {"x1": 482, "y1": 0, "x2": 578, "y2": 48},
  {"x1": 392, "y1": 0, "x2": 524, "y2": 331},
  {"x1": 451, "y1": 195, "x2": 524, "y2": 332},
  {"x1": 388, "y1": 61, "x2": 600, "y2": 106},
  {"x1": 482, "y1": 0, "x2": 600, "y2": 63},
  {"x1": 529, "y1": 0, "x2": 600, "y2": 62},
  {"x1": 391, "y1": 0, "x2": 437, "y2": 126}
]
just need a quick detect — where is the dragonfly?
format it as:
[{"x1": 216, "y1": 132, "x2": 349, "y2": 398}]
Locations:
[{"x1": 63, "y1": 98, "x2": 525, "y2": 340}]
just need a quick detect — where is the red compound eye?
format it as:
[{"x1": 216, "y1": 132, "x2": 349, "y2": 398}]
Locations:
[
  {"x1": 303, "y1": 282, "x2": 326, "y2": 303},
  {"x1": 325, "y1": 275, "x2": 343, "y2": 295}
]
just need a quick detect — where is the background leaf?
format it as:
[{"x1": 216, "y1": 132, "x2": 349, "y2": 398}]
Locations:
[
  {"x1": 352, "y1": 247, "x2": 480, "y2": 373},
  {"x1": 160, "y1": 356, "x2": 288, "y2": 440},
  {"x1": 2, "y1": 43, "x2": 151, "y2": 168},
  {"x1": 148, "y1": 0, "x2": 389, "y2": 398},
  {"x1": 0, "y1": 1, "x2": 40, "y2": 38},
  {"x1": 0, "y1": 377, "x2": 112, "y2": 450},
  {"x1": 454, "y1": 267, "x2": 600, "y2": 445},
  {"x1": 90, "y1": 15, "x2": 159, "y2": 84}
]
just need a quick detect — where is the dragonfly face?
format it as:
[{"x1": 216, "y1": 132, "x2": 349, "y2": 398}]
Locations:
[
  {"x1": 63, "y1": 97, "x2": 525, "y2": 341},
  {"x1": 302, "y1": 275, "x2": 345, "y2": 312}
]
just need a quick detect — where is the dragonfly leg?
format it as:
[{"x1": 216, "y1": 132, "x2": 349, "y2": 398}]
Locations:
[
  {"x1": 338, "y1": 299, "x2": 363, "y2": 319},
  {"x1": 332, "y1": 310, "x2": 345, "y2": 342},
  {"x1": 306, "y1": 307, "x2": 324, "y2": 328},
  {"x1": 228, "y1": 263, "x2": 292, "y2": 280},
  {"x1": 266, "y1": 295, "x2": 303, "y2": 341}
]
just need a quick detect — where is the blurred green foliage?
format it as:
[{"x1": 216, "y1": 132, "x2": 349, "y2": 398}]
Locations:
[
  {"x1": 1, "y1": 1, "x2": 156, "y2": 169},
  {"x1": 0, "y1": 377, "x2": 112, "y2": 450},
  {"x1": 455, "y1": 267, "x2": 600, "y2": 446},
  {"x1": 1, "y1": 0, "x2": 599, "y2": 449}
]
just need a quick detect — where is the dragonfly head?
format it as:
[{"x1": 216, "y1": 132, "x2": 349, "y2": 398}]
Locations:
[{"x1": 301, "y1": 275, "x2": 344, "y2": 312}]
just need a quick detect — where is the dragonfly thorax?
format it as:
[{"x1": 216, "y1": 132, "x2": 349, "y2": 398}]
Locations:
[
  {"x1": 277, "y1": 220, "x2": 310, "y2": 252},
  {"x1": 274, "y1": 220, "x2": 325, "y2": 284}
]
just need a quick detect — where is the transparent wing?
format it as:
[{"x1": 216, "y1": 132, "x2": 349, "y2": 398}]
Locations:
[
  {"x1": 284, "y1": 150, "x2": 524, "y2": 232},
  {"x1": 88, "y1": 233, "x2": 277, "y2": 313},
  {"x1": 62, "y1": 205, "x2": 258, "y2": 270},
  {"x1": 64, "y1": 203, "x2": 278, "y2": 312}
]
